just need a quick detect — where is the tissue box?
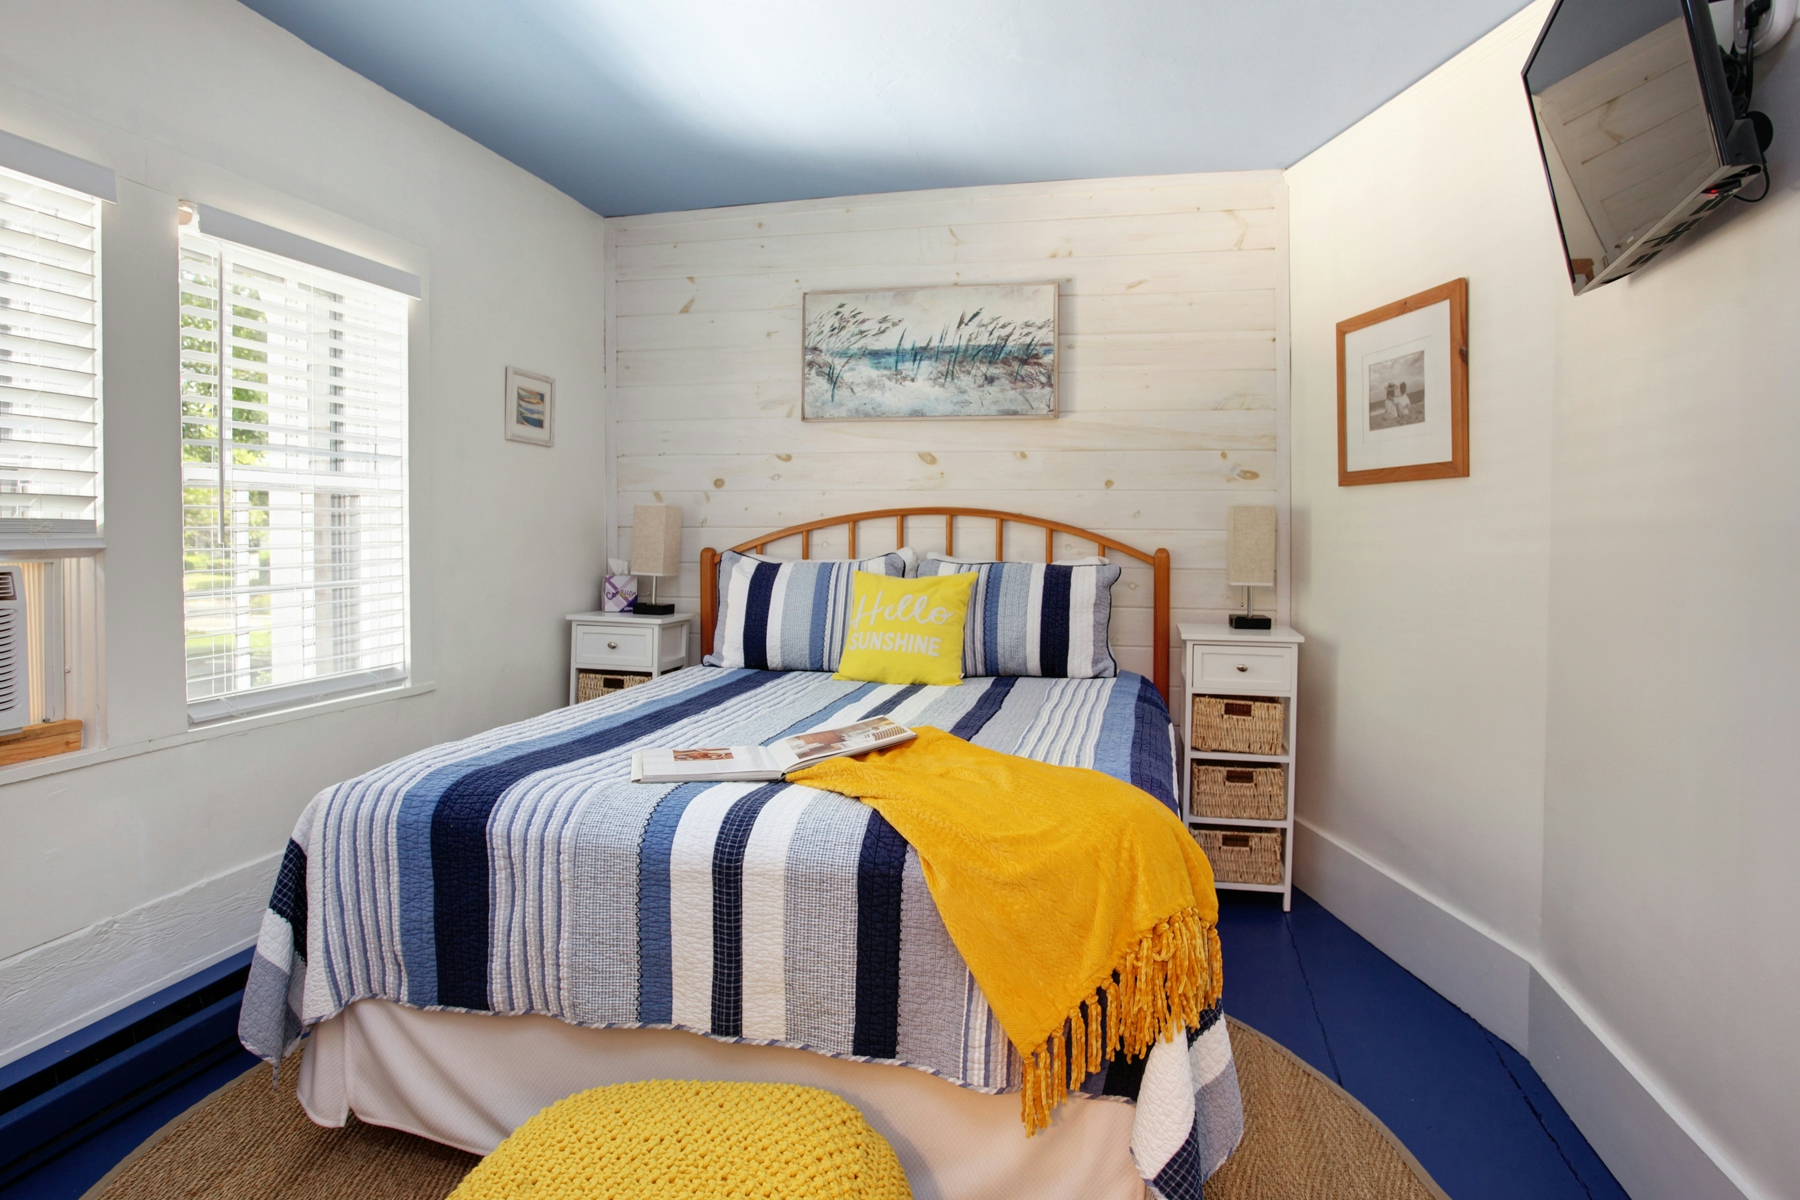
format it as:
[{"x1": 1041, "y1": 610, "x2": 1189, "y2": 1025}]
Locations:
[{"x1": 601, "y1": 574, "x2": 638, "y2": 612}]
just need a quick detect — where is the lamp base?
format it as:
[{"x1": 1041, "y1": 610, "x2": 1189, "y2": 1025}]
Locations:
[
  {"x1": 1229, "y1": 614, "x2": 1273, "y2": 630},
  {"x1": 631, "y1": 601, "x2": 676, "y2": 616}
]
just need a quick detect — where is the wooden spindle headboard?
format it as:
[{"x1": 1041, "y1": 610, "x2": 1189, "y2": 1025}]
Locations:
[{"x1": 698, "y1": 507, "x2": 1172, "y2": 701}]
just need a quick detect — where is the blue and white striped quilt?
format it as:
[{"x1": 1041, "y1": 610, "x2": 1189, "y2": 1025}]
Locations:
[{"x1": 239, "y1": 667, "x2": 1243, "y2": 1197}]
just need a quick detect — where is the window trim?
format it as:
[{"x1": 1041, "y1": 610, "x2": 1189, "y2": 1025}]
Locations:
[
  {"x1": 0, "y1": 127, "x2": 115, "y2": 204},
  {"x1": 1, "y1": 679, "x2": 437, "y2": 787},
  {"x1": 0, "y1": 534, "x2": 105, "y2": 554},
  {"x1": 186, "y1": 664, "x2": 408, "y2": 725},
  {"x1": 190, "y1": 204, "x2": 422, "y2": 299}
]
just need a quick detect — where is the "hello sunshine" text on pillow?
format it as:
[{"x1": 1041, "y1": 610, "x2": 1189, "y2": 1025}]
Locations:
[{"x1": 833, "y1": 571, "x2": 976, "y2": 687}]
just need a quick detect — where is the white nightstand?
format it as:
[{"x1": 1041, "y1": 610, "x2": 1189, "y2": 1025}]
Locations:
[
  {"x1": 566, "y1": 611, "x2": 690, "y2": 705},
  {"x1": 1179, "y1": 622, "x2": 1305, "y2": 910}
]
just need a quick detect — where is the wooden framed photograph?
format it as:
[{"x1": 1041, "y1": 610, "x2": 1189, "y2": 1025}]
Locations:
[
  {"x1": 1337, "y1": 278, "x2": 1468, "y2": 485},
  {"x1": 504, "y1": 366, "x2": 554, "y2": 446},
  {"x1": 802, "y1": 283, "x2": 1057, "y2": 420}
]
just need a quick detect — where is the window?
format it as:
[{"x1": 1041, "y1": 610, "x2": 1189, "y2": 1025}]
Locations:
[
  {"x1": 0, "y1": 163, "x2": 101, "y2": 539},
  {"x1": 0, "y1": 159, "x2": 106, "y2": 757},
  {"x1": 178, "y1": 224, "x2": 408, "y2": 720}
]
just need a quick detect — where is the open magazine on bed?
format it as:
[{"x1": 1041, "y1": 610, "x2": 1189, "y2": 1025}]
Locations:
[{"x1": 630, "y1": 716, "x2": 915, "y2": 784}]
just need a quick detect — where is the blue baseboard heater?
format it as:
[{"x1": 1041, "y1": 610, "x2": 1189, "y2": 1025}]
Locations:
[{"x1": 0, "y1": 950, "x2": 255, "y2": 1186}]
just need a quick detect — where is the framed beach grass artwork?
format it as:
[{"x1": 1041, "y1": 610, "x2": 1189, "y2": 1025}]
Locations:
[{"x1": 802, "y1": 283, "x2": 1057, "y2": 420}]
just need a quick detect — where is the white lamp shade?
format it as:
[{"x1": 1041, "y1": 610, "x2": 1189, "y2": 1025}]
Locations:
[
  {"x1": 629, "y1": 505, "x2": 683, "y2": 578},
  {"x1": 1225, "y1": 506, "x2": 1277, "y2": 587}
]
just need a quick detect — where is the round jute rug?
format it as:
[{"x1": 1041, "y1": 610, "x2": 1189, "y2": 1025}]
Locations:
[{"x1": 81, "y1": 1019, "x2": 1446, "y2": 1200}]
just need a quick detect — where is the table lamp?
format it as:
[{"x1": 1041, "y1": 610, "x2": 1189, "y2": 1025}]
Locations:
[
  {"x1": 1226, "y1": 505, "x2": 1276, "y2": 630},
  {"x1": 630, "y1": 504, "x2": 682, "y2": 615}
]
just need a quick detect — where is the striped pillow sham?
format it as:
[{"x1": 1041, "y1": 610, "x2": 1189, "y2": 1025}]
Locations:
[
  {"x1": 916, "y1": 556, "x2": 1121, "y2": 678},
  {"x1": 747, "y1": 545, "x2": 917, "y2": 575},
  {"x1": 705, "y1": 550, "x2": 909, "y2": 671}
]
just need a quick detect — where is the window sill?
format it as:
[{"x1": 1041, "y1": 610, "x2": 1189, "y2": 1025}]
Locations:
[
  {"x1": 0, "y1": 681, "x2": 436, "y2": 787},
  {"x1": 0, "y1": 718, "x2": 84, "y2": 766},
  {"x1": 0, "y1": 535, "x2": 104, "y2": 555},
  {"x1": 186, "y1": 667, "x2": 409, "y2": 725}
]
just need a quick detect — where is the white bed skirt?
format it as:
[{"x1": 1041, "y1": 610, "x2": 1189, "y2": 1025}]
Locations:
[{"x1": 298, "y1": 999, "x2": 1146, "y2": 1200}]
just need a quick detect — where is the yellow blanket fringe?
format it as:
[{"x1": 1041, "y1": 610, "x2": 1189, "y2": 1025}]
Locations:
[
  {"x1": 790, "y1": 728, "x2": 1223, "y2": 1136},
  {"x1": 1019, "y1": 910, "x2": 1224, "y2": 1134}
]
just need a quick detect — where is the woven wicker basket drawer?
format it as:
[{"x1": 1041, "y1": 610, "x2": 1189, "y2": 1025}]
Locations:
[
  {"x1": 1192, "y1": 763, "x2": 1286, "y2": 821},
  {"x1": 575, "y1": 669, "x2": 651, "y2": 703},
  {"x1": 1193, "y1": 827, "x2": 1285, "y2": 886},
  {"x1": 1191, "y1": 696, "x2": 1286, "y2": 755}
]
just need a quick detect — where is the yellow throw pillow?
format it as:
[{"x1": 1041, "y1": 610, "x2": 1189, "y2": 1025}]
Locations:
[{"x1": 834, "y1": 570, "x2": 975, "y2": 687}]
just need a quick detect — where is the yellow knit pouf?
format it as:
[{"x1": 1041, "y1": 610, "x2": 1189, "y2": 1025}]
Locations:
[{"x1": 447, "y1": 1080, "x2": 912, "y2": 1200}]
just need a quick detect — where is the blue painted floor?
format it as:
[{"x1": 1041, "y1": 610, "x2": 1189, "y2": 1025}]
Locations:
[
  {"x1": 0, "y1": 1049, "x2": 258, "y2": 1200},
  {"x1": 1217, "y1": 889, "x2": 1630, "y2": 1200},
  {"x1": 5, "y1": 890, "x2": 1629, "y2": 1199}
]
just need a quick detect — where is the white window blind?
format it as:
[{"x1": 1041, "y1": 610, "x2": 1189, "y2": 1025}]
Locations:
[
  {"x1": 179, "y1": 225, "x2": 409, "y2": 718},
  {"x1": 0, "y1": 163, "x2": 101, "y2": 540}
]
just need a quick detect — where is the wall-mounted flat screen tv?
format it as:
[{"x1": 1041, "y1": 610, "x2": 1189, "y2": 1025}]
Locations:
[{"x1": 1524, "y1": 0, "x2": 1764, "y2": 293}]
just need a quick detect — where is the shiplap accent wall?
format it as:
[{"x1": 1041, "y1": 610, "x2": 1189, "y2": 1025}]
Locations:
[{"x1": 605, "y1": 171, "x2": 1289, "y2": 682}]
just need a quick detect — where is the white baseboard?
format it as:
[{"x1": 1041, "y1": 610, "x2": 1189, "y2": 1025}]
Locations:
[
  {"x1": 1527, "y1": 973, "x2": 1768, "y2": 1200},
  {"x1": 1292, "y1": 818, "x2": 1760, "y2": 1200},
  {"x1": 0, "y1": 851, "x2": 281, "y2": 1068},
  {"x1": 1293, "y1": 818, "x2": 1532, "y2": 1049}
]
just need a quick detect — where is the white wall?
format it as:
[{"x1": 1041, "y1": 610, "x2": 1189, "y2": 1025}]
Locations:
[
  {"x1": 0, "y1": 0, "x2": 607, "y2": 1066},
  {"x1": 1285, "y1": 2, "x2": 1563, "y2": 1048},
  {"x1": 1540, "y1": 26, "x2": 1800, "y2": 1199},
  {"x1": 606, "y1": 173, "x2": 1289, "y2": 680},
  {"x1": 1286, "y1": 3, "x2": 1800, "y2": 1198}
]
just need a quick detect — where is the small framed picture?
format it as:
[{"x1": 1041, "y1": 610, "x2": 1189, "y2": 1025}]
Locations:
[
  {"x1": 1337, "y1": 279, "x2": 1468, "y2": 485},
  {"x1": 504, "y1": 367, "x2": 554, "y2": 446}
]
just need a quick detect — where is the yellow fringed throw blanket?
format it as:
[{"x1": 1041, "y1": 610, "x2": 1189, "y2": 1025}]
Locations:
[{"x1": 789, "y1": 727, "x2": 1222, "y2": 1135}]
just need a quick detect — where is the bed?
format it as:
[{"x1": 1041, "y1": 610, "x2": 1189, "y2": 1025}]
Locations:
[{"x1": 240, "y1": 508, "x2": 1241, "y2": 1200}]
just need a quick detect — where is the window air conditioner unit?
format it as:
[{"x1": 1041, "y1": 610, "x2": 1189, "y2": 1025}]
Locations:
[{"x1": 0, "y1": 566, "x2": 28, "y2": 735}]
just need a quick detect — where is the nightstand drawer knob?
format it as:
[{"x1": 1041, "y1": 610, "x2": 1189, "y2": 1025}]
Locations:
[
  {"x1": 607, "y1": 641, "x2": 619, "y2": 650},
  {"x1": 1235, "y1": 664, "x2": 1248, "y2": 672}
]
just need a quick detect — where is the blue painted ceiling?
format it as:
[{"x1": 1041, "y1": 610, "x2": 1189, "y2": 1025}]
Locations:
[{"x1": 240, "y1": 0, "x2": 1531, "y2": 216}]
